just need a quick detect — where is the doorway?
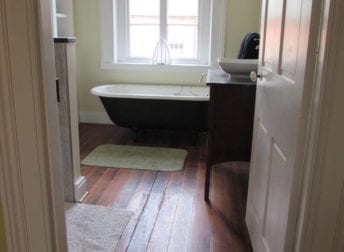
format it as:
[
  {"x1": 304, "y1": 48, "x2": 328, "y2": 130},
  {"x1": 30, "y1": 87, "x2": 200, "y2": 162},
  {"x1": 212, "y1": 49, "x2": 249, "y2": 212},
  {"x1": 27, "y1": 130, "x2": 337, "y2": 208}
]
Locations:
[{"x1": 4, "y1": 1, "x2": 342, "y2": 251}]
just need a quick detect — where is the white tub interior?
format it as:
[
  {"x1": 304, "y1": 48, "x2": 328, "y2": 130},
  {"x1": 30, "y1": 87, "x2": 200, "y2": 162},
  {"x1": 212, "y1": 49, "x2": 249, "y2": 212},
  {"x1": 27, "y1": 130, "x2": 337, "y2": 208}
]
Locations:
[{"x1": 91, "y1": 84, "x2": 209, "y2": 101}]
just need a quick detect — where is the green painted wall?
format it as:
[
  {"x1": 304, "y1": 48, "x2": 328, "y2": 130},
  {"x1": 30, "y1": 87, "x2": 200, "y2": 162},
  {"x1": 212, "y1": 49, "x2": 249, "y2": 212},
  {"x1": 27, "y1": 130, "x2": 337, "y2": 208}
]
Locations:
[
  {"x1": 73, "y1": 0, "x2": 261, "y2": 113},
  {"x1": 225, "y1": 0, "x2": 262, "y2": 57},
  {"x1": 0, "y1": 202, "x2": 7, "y2": 252}
]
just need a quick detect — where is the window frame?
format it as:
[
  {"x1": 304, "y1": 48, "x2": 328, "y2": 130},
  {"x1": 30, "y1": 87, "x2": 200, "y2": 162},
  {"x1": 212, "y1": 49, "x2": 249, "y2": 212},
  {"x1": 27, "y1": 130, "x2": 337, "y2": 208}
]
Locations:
[{"x1": 99, "y1": 0, "x2": 226, "y2": 69}]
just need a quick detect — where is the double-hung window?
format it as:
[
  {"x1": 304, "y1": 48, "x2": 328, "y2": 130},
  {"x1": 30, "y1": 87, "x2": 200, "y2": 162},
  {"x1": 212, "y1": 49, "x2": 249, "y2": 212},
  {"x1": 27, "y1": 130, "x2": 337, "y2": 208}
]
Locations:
[{"x1": 100, "y1": 0, "x2": 226, "y2": 67}]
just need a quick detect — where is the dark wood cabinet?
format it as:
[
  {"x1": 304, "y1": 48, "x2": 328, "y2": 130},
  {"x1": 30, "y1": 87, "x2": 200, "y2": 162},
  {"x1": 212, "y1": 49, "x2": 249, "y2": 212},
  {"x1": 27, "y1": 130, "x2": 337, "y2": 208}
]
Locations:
[{"x1": 205, "y1": 69, "x2": 256, "y2": 200}]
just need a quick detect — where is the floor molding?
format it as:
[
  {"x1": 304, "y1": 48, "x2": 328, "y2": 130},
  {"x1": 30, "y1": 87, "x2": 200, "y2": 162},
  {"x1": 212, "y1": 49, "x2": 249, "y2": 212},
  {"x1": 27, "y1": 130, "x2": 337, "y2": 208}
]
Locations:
[
  {"x1": 74, "y1": 176, "x2": 88, "y2": 203},
  {"x1": 79, "y1": 111, "x2": 112, "y2": 125}
]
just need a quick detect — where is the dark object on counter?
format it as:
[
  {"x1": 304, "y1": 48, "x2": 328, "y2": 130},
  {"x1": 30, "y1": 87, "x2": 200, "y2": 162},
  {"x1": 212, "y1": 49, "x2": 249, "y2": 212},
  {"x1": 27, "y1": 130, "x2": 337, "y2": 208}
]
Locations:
[{"x1": 237, "y1": 33, "x2": 260, "y2": 59}]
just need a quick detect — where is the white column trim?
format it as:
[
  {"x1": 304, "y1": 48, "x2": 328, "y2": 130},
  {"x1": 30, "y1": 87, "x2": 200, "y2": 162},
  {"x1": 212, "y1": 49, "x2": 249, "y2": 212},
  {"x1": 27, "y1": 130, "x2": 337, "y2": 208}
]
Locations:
[{"x1": 99, "y1": 0, "x2": 116, "y2": 65}]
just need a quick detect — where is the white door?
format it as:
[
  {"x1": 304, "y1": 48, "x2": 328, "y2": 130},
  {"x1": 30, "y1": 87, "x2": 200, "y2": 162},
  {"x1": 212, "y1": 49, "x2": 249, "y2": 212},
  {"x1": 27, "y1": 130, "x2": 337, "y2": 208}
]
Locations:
[{"x1": 245, "y1": 0, "x2": 315, "y2": 251}]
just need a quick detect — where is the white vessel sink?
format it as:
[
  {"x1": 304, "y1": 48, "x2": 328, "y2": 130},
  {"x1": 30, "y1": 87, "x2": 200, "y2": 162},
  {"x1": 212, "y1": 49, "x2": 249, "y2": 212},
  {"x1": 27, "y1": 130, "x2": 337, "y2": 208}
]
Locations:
[{"x1": 218, "y1": 58, "x2": 258, "y2": 74}]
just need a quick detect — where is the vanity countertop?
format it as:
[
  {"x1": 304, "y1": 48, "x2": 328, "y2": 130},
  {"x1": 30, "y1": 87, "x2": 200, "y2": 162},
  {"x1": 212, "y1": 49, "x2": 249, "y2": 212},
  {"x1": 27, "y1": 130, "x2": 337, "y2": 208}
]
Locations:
[{"x1": 206, "y1": 69, "x2": 256, "y2": 86}]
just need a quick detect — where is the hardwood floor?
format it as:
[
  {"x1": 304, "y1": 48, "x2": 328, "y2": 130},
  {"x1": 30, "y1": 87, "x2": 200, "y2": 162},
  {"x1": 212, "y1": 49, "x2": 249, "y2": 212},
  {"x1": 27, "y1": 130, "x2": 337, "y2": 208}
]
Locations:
[{"x1": 79, "y1": 123, "x2": 252, "y2": 252}]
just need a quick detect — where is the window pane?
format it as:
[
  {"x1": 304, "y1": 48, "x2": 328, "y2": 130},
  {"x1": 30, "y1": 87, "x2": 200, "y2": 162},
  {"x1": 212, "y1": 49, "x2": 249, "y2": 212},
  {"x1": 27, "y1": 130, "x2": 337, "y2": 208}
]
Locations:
[
  {"x1": 168, "y1": 0, "x2": 198, "y2": 25},
  {"x1": 167, "y1": 0, "x2": 199, "y2": 59},
  {"x1": 168, "y1": 0, "x2": 199, "y2": 18},
  {"x1": 168, "y1": 25, "x2": 198, "y2": 59},
  {"x1": 129, "y1": 0, "x2": 159, "y2": 16},
  {"x1": 128, "y1": 0, "x2": 159, "y2": 58},
  {"x1": 129, "y1": 25, "x2": 159, "y2": 58}
]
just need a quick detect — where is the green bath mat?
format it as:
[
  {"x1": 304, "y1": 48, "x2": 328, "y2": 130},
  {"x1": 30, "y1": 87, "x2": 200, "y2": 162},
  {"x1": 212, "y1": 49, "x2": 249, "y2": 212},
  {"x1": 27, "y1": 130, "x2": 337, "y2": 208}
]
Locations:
[{"x1": 81, "y1": 144, "x2": 188, "y2": 171}]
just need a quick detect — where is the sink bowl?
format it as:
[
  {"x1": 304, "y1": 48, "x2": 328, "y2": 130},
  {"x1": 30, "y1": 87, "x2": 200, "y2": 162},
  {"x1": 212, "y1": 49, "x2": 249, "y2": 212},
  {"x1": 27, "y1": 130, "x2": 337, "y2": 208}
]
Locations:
[{"x1": 218, "y1": 58, "x2": 258, "y2": 74}]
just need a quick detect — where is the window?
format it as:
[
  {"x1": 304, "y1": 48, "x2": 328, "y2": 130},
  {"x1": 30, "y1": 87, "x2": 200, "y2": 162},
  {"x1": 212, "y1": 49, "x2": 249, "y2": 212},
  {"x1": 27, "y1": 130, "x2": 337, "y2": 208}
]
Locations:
[{"x1": 100, "y1": 0, "x2": 226, "y2": 68}]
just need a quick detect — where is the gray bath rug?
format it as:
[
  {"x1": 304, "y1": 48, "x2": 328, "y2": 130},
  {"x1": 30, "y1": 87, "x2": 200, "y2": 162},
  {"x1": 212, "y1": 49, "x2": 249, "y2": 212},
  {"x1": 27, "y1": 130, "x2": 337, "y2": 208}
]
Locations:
[
  {"x1": 81, "y1": 144, "x2": 188, "y2": 172},
  {"x1": 65, "y1": 203, "x2": 134, "y2": 252}
]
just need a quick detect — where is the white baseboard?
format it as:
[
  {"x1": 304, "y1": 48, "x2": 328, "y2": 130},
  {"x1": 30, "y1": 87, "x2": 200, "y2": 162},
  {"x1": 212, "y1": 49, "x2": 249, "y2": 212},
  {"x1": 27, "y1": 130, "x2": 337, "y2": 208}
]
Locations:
[
  {"x1": 79, "y1": 111, "x2": 113, "y2": 124},
  {"x1": 74, "y1": 176, "x2": 88, "y2": 202}
]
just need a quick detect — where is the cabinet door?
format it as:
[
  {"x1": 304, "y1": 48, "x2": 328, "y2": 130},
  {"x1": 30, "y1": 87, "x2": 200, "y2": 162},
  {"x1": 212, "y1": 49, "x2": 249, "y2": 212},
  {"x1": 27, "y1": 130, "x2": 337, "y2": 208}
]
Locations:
[{"x1": 207, "y1": 84, "x2": 255, "y2": 166}]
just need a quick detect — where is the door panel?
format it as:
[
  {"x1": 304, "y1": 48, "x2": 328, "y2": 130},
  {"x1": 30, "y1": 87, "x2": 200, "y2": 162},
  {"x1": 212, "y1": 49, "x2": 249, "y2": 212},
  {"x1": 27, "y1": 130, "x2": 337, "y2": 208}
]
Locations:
[
  {"x1": 251, "y1": 121, "x2": 270, "y2": 227},
  {"x1": 246, "y1": 0, "x2": 311, "y2": 250},
  {"x1": 281, "y1": 0, "x2": 302, "y2": 75},
  {"x1": 263, "y1": 0, "x2": 283, "y2": 70},
  {"x1": 264, "y1": 142, "x2": 288, "y2": 252}
]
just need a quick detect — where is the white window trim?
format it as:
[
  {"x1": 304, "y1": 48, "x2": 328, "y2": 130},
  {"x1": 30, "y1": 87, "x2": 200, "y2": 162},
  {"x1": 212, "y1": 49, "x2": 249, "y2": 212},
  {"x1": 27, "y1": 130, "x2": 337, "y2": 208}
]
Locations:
[
  {"x1": 118, "y1": 0, "x2": 209, "y2": 65},
  {"x1": 99, "y1": 0, "x2": 226, "y2": 69}
]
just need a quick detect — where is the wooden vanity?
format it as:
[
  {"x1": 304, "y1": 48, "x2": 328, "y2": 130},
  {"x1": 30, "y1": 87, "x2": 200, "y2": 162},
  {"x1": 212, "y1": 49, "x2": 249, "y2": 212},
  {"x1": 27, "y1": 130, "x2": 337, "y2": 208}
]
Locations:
[{"x1": 205, "y1": 69, "x2": 256, "y2": 200}]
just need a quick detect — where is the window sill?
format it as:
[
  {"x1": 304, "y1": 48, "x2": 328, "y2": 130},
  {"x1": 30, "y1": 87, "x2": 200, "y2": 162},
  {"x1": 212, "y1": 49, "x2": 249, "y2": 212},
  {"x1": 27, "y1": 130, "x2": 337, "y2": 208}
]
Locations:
[{"x1": 100, "y1": 62, "x2": 213, "y2": 72}]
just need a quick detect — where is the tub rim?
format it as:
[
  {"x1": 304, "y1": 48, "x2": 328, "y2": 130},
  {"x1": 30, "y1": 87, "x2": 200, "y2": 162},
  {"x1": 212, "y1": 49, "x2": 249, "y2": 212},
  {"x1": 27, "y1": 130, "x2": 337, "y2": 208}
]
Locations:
[{"x1": 91, "y1": 84, "x2": 209, "y2": 101}]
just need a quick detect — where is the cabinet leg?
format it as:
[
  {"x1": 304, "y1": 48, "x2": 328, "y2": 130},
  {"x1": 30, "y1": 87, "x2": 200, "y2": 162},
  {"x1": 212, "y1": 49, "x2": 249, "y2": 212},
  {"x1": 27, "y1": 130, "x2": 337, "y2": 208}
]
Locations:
[{"x1": 204, "y1": 164, "x2": 211, "y2": 202}]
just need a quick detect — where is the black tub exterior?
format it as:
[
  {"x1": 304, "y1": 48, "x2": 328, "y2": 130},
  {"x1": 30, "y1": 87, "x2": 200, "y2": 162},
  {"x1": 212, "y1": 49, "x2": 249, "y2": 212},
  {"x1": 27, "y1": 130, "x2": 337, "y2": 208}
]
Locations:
[{"x1": 100, "y1": 97, "x2": 209, "y2": 131}]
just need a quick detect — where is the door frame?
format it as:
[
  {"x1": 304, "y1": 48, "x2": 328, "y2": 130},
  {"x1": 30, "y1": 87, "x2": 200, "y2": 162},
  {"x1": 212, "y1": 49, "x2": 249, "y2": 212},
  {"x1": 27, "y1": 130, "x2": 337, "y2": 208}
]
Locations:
[
  {"x1": 0, "y1": 0, "x2": 343, "y2": 251},
  {"x1": 0, "y1": 0, "x2": 67, "y2": 251},
  {"x1": 293, "y1": 0, "x2": 344, "y2": 250}
]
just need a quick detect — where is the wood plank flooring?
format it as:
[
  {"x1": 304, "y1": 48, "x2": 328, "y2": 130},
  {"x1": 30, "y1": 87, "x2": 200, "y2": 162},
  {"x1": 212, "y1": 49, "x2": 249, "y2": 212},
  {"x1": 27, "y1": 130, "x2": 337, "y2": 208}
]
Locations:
[{"x1": 79, "y1": 123, "x2": 252, "y2": 252}]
